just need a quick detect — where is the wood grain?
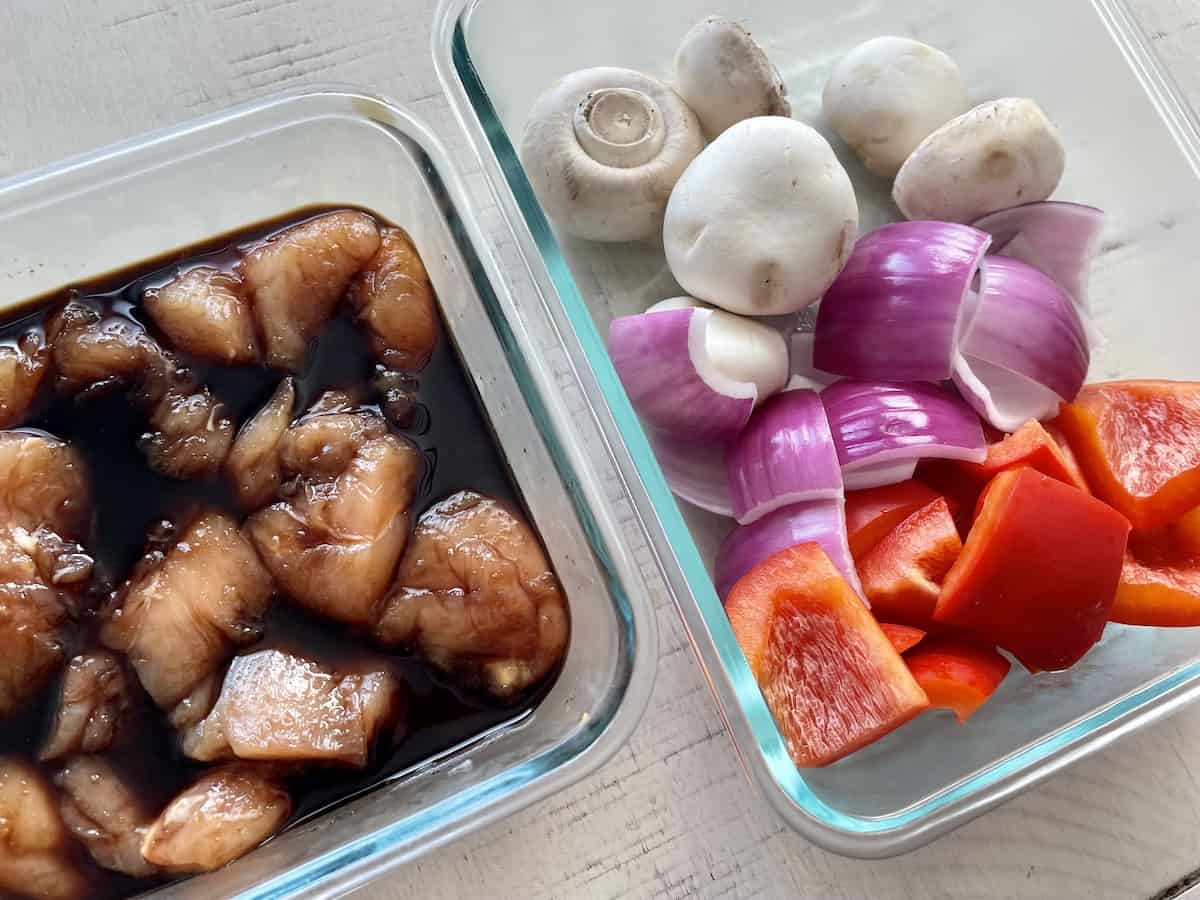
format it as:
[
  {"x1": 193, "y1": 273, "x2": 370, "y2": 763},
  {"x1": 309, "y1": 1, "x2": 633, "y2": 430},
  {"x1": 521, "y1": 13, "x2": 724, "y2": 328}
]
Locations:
[{"x1": 3, "y1": 1, "x2": 1200, "y2": 898}]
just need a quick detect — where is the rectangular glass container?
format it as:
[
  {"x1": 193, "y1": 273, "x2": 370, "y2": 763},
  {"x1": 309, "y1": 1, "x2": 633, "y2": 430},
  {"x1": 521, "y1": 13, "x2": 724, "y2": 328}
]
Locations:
[
  {"x1": 0, "y1": 87, "x2": 659, "y2": 897},
  {"x1": 434, "y1": 0, "x2": 1200, "y2": 857}
]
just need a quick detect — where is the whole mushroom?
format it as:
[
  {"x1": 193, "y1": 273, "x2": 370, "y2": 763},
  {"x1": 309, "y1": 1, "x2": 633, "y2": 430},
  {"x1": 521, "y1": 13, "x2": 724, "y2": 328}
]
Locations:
[
  {"x1": 893, "y1": 98, "x2": 1066, "y2": 223},
  {"x1": 519, "y1": 67, "x2": 705, "y2": 242},
  {"x1": 663, "y1": 116, "x2": 859, "y2": 317},
  {"x1": 674, "y1": 16, "x2": 791, "y2": 138},
  {"x1": 822, "y1": 36, "x2": 968, "y2": 178}
]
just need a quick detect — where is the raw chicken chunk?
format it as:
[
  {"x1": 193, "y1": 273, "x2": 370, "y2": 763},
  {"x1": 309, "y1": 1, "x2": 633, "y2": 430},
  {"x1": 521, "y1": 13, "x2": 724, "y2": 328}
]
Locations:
[
  {"x1": 224, "y1": 378, "x2": 296, "y2": 509},
  {"x1": 0, "y1": 431, "x2": 91, "y2": 540},
  {"x1": 41, "y1": 651, "x2": 134, "y2": 761},
  {"x1": 0, "y1": 758, "x2": 88, "y2": 900},
  {"x1": 101, "y1": 510, "x2": 272, "y2": 709},
  {"x1": 55, "y1": 756, "x2": 157, "y2": 877},
  {"x1": 181, "y1": 647, "x2": 403, "y2": 767},
  {"x1": 0, "y1": 576, "x2": 70, "y2": 722},
  {"x1": 0, "y1": 332, "x2": 49, "y2": 428},
  {"x1": 239, "y1": 211, "x2": 380, "y2": 371},
  {"x1": 246, "y1": 398, "x2": 421, "y2": 628},
  {"x1": 47, "y1": 301, "x2": 164, "y2": 396},
  {"x1": 347, "y1": 228, "x2": 438, "y2": 372},
  {"x1": 139, "y1": 384, "x2": 235, "y2": 479},
  {"x1": 140, "y1": 764, "x2": 290, "y2": 873},
  {"x1": 377, "y1": 491, "x2": 569, "y2": 699},
  {"x1": 144, "y1": 267, "x2": 258, "y2": 364}
]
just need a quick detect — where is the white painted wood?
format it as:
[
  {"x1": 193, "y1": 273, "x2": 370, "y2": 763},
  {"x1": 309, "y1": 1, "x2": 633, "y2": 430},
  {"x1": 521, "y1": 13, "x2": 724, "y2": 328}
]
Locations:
[{"x1": 3, "y1": 1, "x2": 1200, "y2": 897}]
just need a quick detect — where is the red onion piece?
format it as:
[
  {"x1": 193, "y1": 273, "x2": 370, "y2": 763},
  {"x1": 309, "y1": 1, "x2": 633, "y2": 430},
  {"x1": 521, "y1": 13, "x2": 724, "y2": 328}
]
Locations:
[
  {"x1": 821, "y1": 380, "x2": 986, "y2": 489},
  {"x1": 726, "y1": 389, "x2": 844, "y2": 525},
  {"x1": 973, "y1": 201, "x2": 1104, "y2": 309},
  {"x1": 650, "y1": 433, "x2": 733, "y2": 518},
  {"x1": 608, "y1": 308, "x2": 756, "y2": 442},
  {"x1": 715, "y1": 499, "x2": 863, "y2": 600},
  {"x1": 813, "y1": 222, "x2": 991, "y2": 381},
  {"x1": 954, "y1": 257, "x2": 1089, "y2": 429}
]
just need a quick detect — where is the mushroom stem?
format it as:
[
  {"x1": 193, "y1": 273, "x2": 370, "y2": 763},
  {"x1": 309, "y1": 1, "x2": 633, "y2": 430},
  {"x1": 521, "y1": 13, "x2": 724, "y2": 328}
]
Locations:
[{"x1": 575, "y1": 89, "x2": 665, "y2": 168}]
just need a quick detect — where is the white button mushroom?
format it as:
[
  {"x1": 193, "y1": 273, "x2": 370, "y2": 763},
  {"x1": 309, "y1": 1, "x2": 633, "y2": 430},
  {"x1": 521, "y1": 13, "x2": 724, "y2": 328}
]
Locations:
[
  {"x1": 646, "y1": 296, "x2": 789, "y2": 403},
  {"x1": 673, "y1": 16, "x2": 791, "y2": 138},
  {"x1": 822, "y1": 36, "x2": 969, "y2": 178},
  {"x1": 519, "y1": 67, "x2": 705, "y2": 243},
  {"x1": 893, "y1": 97, "x2": 1066, "y2": 223},
  {"x1": 663, "y1": 116, "x2": 859, "y2": 317}
]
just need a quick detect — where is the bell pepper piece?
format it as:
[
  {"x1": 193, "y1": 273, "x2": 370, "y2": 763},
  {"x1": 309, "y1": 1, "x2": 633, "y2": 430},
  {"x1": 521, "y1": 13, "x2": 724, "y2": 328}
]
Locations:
[
  {"x1": 935, "y1": 467, "x2": 1130, "y2": 671},
  {"x1": 878, "y1": 623, "x2": 926, "y2": 654},
  {"x1": 844, "y1": 480, "x2": 942, "y2": 560},
  {"x1": 1056, "y1": 381, "x2": 1200, "y2": 530},
  {"x1": 857, "y1": 498, "x2": 963, "y2": 627},
  {"x1": 725, "y1": 543, "x2": 928, "y2": 767},
  {"x1": 1112, "y1": 507, "x2": 1200, "y2": 626},
  {"x1": 956, "y1": 419, "x2": 1088, "y2": 492},
  {"x1": 904, "y1": 640, "x2": 1011, "y2": 722}
]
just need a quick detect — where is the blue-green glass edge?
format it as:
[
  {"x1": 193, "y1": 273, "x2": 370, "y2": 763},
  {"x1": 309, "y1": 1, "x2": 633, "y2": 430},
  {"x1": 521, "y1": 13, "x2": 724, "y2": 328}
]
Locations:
[{"x1": 449, "y1": 0, "x2": 1200, "y2": 840}]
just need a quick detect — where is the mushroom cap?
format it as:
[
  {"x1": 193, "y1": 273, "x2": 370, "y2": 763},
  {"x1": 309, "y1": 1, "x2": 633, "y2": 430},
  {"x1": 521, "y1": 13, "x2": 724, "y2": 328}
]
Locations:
[
  {"x1": 519, "y1": 67, "x2": 705, "y2": 242},
  {"x1": 893, "y1": 98, "x2": 1066, "y2": 223},
  {"x1": 822, "y1": 36, "x2": 968, "y2": 178},
  {"x1": 674, "y1": 16, "x2": 791, "y2": 138},
  {"x1": 663, "y1": 116, "x2": 859, "y2": 317}
]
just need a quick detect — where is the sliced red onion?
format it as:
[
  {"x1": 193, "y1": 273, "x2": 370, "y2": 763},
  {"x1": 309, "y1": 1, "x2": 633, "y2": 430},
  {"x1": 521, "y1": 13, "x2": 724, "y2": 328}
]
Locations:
[
  {"x1": 726, "y1": 389, "x2": 844, "y2": 525},
  {"x1": 822, "y1": 380, "x2": 986, "y2": 489},
  {"x1": 972, "y1": 202, "x2": 1104, "y2": 309},
  {"x1": 953, "y1": 257, "x2": 1089, "y2": 431},
  {"x1": 715, "y1": 499, "x2": 863, "y2": 601},
  {"x1": 813, "y1": 222, "x2": 991, "y2": 381},
  {"x1": 608, "y1": 308, "x2": 756, "y2": 442},
  {"x1": 650, "y1": 432, "x2": 733, "y2": 518}
]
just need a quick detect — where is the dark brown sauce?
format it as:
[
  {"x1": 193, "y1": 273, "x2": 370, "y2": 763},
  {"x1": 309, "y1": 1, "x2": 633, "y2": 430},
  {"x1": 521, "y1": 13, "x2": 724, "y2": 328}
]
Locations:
[{"x1": 0, "y1": 206, "x2": 559, "y2": 899}]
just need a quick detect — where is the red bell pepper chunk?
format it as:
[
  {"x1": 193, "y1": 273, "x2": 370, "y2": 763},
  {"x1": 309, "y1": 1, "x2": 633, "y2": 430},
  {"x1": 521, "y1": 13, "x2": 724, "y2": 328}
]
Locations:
[
  {"x1": 1056, "y1": 381, "x2": 1200, "y2": 531},
  {"x1": 725, "y1": 543, "x2": 929, "y2": 767},
  {"x1": 844, "y1": 480, "x2": 942, "y2": 560},
  {"x1": 904, "y1": 640, "x2": 1011, "y2": 722},
  {"x1": 956, "y1": 419, "x2": 1089, "y2": 493},
  {"x1": 1112, "y1": 507, "x2": 1200, "y2": 626},
  {"x1": 878, "y1": 622, "x2": 926, "y2": 654},
  {"x1": 935, "y1": 467, "x2": 1130, "y2": 671},
  {"x1": 857, "y1": 498, "x2": 962, "y2": 628}
]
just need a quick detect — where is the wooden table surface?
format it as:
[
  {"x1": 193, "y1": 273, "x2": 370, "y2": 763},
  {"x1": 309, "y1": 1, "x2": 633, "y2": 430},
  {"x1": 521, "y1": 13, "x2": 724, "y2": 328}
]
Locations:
[{"x1": 4, "y1": 1, "x2": 1200, "y2": 898}]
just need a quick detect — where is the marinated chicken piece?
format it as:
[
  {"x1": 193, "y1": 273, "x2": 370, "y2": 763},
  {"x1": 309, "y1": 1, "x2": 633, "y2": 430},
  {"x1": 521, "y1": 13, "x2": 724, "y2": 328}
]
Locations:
[
  {"x1": 101, "y1": 510, "x2": 272, "y2": 709},
  {"x1": 0, "y1": 576, "x2": 70, "y2": 721},
  {"x1": 0, "y1": 431, "x2": 91, "y2": 540},
  {"x1": 246, "y1": 399, "x2": 421, "y2": 628},
  {"x1": 377, "y1": 491, "x2": 569, "y2": 699},
  {"x1": 140, "y1": 764, "x2": 290, "y2": 874},
  {"x1": 47, "y1": 301, "x2": 166, "y2": 396},
  {"x1": 181, "y1": 648, "x2": 403, "y2": 767},
  {"x1": 0, "y1": 758, "x2": 88, "y2": 900},
  {"x1": 0, "y1": 332, "x2": 49, "y2": 428},
  {"x1": 144, "y1": 267, "x2": 259, "y2": 365},
  {"x1": 138, "y1": 384, "x2": 235, "y2": 479},
  {"x1": 41, "y1": 652, "x2": 134, "y2": 761},
  {"x1": 371, "y1": 366, "x2": 420, "y2": 428},
  {"x1": 347, "y1": 228, "x2": 438, "y2": 372},
  {"x1": 224, "y1": 378, "x2": 296, "y2": 509},
  {"x1": 239, "y1": 210, "x2": 381, "y2": 371},
  {"x1": 55, "y1": 756, "x2": 157, "y2": 877}
]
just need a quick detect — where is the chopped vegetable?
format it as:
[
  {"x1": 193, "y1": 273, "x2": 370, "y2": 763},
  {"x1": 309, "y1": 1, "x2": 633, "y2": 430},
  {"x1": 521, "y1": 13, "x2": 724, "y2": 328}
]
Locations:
[
  {"x1": 935, "y1": 467, "x2": 1130, "y2": 671},
  {"x1": 1056, "y1": 381, "x2": 1200, "y2": 531},
  {"x1": 821, "y1": 380, "x2": 986, "y2": 490},
  {"x1": 814, "y1": 222, "x2": 990, "y2": 382},
  {"x1": 955, "y1": 419, "x2": 1088, "y2": 492},
  {"x1": 725, "y1": 543, "x2": 928, "y2": 767},
  {"x1": 650, "y1": 433, "x2": 732, "y2": 517},
  {"x1": 845, "y1": 480, "x2": 942, "y2": 559},
  {"x1": 1111, "y1": 508, "x2": 1200, "y2": 626},
  {"x1": 715, "y1": 499, "x2": 859, "y2": 600},
  {"x1": 879, "y1": 623, "x2": 926, "y2": 655},
  {"x1": 727, "y1": 389, "x2": 843, "y2": 524},
  {"x1": 858, "y1": 497, "x2": 962, "y2": 627},
  {"x1": 953, "y1": 257, "x2": 1089, "y2": 432},
  {"x1": 905, "y1": 640, "x2": 1011, "y2": 722}
]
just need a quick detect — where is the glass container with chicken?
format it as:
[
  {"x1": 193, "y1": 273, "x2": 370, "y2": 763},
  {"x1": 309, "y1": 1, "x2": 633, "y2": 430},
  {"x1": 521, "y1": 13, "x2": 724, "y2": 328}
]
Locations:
[{"x1": 0, "y1": 208, "x2": 570, "y2": 899}]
